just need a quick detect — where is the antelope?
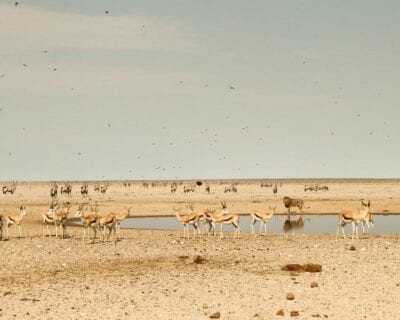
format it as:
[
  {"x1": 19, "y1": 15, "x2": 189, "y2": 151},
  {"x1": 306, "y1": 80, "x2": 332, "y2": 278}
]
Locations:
[
  {"x1": 2, "y1": 182, "x2": 17, "y2": 195},
  {"x1": 50, "y1": 183, "x2": 58, "y2": 198},
  {"x1": 173, "y1": 207, "x2": 199, "y2": 239},
  {"x1": 183, "y1": 186, "x2": 195, "y2": 194},
  {"x1": 283, "y1": 196, "x2": 304, "y2": 215},
  {"x1": 260, "y1": 183, "x2": 272, "y2": 188},
  {"x1": 75, "y1": 204, "x2": 98, "y2": 243},
  {"x1": 208, "y1": 201, "x2": 240, "y2": 239},
  {"x1": 205, "y1": 185, "x2": 211, "y2": 194},
  {"x1": 224, "y1": 185, "x2": 237, "y2": 193},
  {"x1": 0, "y1": 215, "x2": 3, "y2": 240},
  {"x1": 336, "y1": 200, "x2": 371, "y2": 240},
  {"x1": 53, "y1": 202, "x2": 72, "y2": 239},
  {"x1": 96, "y1": 213, "x2": 117, "y2": 243},
  {"x1": 5, "y1": 206, "x2": 27, "y2": 238},
  {"x1": 273, "y1": 184, "x2": 278, "y2": 195},
  {"x1": 250, "y1": 205, "x2": 277, "y2": 235},
  {"x1": 60, "y1": 183, "x2": 72, "y2": 196},
  {"x1": 81, "y1": 183, "x2": 89, "y2": 198},
  {"x1": 114, "y1": 206, "x2": 132, "y2": 235},
  {"x1": 170, "y1": 184, "x2": 177, "y2": 194},
  {"x1": 186, "y1": 203, "x2": 207, "y2": 234},
  {"x1": 42, "y1": 199, "x2": 59, "y2": 237}
]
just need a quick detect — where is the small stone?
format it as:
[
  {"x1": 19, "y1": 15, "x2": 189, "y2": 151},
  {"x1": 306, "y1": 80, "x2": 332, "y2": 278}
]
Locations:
[
  {"x1": 312, "y1": 314, "x2": 321, "y2": 318},
  {"x1": 304, "y1": 263, "x2": 322, "y2": 273},
  {"x1": 209, "y1": 311, "x2": 220, "y2": 318},
  {"x1": 3, "y1": 291, "x2": 12, "y2": 296},
  {"x1": 286, "y1": 293, "x2": 295, "y2": 300},
  {"x1": 194, "y1": 255, "x2": 206, "y2": 264},
  {"x1": 310, "y1": 281, "x2": 319, "y2": 288},
  {"x1": 349, "y1": 245, "x2": 356, "y2": 251},
  {"x1": 276, "y1": 309, "x2": 284, "y2": 316},
  {"x1": 203, "y1": 303, "x2": 209, "y2": 309},
  {"x1": 290, "y1": 310, "x2": 300, "y2": 317}
]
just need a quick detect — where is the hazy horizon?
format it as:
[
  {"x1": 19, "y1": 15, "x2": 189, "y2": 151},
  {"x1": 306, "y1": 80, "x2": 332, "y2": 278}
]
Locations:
[{"x1": 1, "y1": 1, "x2": 399, "y2": 181}]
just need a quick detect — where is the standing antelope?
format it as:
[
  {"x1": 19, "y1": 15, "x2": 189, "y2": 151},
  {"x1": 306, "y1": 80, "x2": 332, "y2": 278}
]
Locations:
[
  {"x1": 53, "y1": 202, "x2": 72, "y2": 239},
  {"x1": 96, "y1": 213, "x2": 117, "y2": 243},
  {"x1": 42, "y1": 199, "x2": 59, "y2": 237},
  {"x1": 336, "y1": 200, "x2": 371, "y2": 240},
  {"x1": 186, "y1": 203, "x2": 207, "y2": 235},
  {"x1": 283, "y1": 196, "x2": 304, "y2": 215},
  {"x1": 60, "y1": 183, "x2": 72, "y2": 196},
  {"x1": 75, "y1": 204, "x2": 98, "y2": 243},
  {"x1": 207, "y1": 201, "x2": 240, "y2": 239},
  {"x1": 173, "y1": 207, "x2": 199, "y2": 239},
  {"x1": 0, "y1": 215, "x2": 3, "y2": 240},
  {"x1": 114, "y1": 206, "x2": 132, "y2": 235},
  {"x1": 50, "y1": 183, "x2": 58, "y2": 198},
  {"x1": 273, "y1": 184, "x2": 278, "y2": 196},
  {"x1": 81, "y1": 183, "x2": 89, "y2": 198},
  {"x1": 5, "y1": 206, "x2": 27, "y2": 238},
  {"x1": 250, "y1": 205, "x2": 277, "y2": 235}
]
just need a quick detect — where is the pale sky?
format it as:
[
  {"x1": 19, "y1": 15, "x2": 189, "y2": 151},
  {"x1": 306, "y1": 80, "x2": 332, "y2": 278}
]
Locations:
[{"x1": 0, "y1": 1, "x2": 399, "y2": 180}]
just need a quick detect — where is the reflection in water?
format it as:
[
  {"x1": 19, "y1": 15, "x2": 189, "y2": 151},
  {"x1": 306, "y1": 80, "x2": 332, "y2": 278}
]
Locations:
[{"x1": 283, "y1": 216, "x2": 304, "y2": 233}]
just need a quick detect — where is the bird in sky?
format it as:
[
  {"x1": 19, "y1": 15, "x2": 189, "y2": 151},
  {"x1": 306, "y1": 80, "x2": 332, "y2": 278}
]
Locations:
[{"x1": 229, "y1": 86, "x2": 235, "y2": 90}]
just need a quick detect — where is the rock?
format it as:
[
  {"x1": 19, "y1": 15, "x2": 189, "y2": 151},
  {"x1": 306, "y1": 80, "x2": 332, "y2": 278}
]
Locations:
[
  {"x1": 3, "y1": 291, "x2": 12, "y2": 296},
  {"x1": 193, "y1": 255, "x2": 206, "y2": 264},
  {"x1": 202, "y1": 303, "x2": 209, "y2": 309},
  {"x1": 312, "y1": 314, "x2": 321, "y2": 318},
  {"x1": 304, "y1": 263, "x2": 322, "y2": 273},
  {"x1": 209, "y1": 311, "x2": 220, "y2": 318},
  {"x1": 276, "y1": 309, "x2": 284, "y2": 316},
  {"x1": 286, "y1": 293, "x2": 295, "y2": 300},
  {"x1": 349, "y1": 245, "x2": 356, "y2": 251},
  {"x1": 282, "y1": 264, "x2": 304, "y2": 272},
  {"x1": 310, "y1": 281, "x2": 319, "y2": 288},
  {"x1": 290, "y1": 310, "x2": 300, "y2": 317},
  {"x1": 282, "y1": 263, "x2": 322, "y2": 273}
]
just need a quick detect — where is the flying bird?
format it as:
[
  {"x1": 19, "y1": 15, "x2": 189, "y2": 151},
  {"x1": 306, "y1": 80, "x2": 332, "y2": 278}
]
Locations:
[
  {"x1": 229, "y1": 86, "x2": 235, "y2": 90},
  {"x1": 22, "y1": 64, "x2": 28, "y2": 67},
  {"x1": 15, "y1": 2, "x2": 19, "y2": 6},
  {"x1": 105, "y1": 10, "x2": 109, "y2": 14}
]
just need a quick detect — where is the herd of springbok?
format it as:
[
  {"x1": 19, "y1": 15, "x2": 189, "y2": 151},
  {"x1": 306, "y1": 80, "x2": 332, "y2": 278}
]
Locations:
[{"x1": 0, "y1": 194, "x2": 375, "y2": 242}]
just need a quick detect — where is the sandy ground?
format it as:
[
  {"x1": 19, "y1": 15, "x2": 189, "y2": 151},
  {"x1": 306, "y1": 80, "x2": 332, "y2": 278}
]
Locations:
[{"x1": 1, "y1": 179, "x2": 400, "y2": 319}]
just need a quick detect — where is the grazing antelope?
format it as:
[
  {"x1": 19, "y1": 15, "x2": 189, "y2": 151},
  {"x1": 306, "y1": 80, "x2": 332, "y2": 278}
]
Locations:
[
  {"x1": 75, "y1": 204, "x2": 98, "y2": 243},
  {"x1": 224, "y1": 185, "x2": 238, "y2": 193},
  {"x1": 183, "y1": 186, "x2": 195, "y2": 194},
  {"x1": 173, "y1": 207, "x2": 199, "y2": 239},
  {"x1": 260, "y1": 183, "x2": 273, "y2": 188},
  {"x1": 250, "y1": 205, "x2": 277, "y2": 235},
  {"x1": 2, "y1": 181, "x2": 17, "y2": 195},
  {"x1": 282, "y1": 196, "x2": 304, "y2": 215},
  {"x1": 336, "y1": 200, "x2": 371, "y2": 240},
  {"x1": 5, "y1": 206, "x2": 27, "y2": 238}
]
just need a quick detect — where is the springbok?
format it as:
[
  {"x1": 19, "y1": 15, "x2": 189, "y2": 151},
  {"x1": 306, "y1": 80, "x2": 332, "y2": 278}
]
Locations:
[
  {"x1": 53, "y1": 202, "x2": 72, "y2": 239},
  {"x1": 250, "y1": 205, "x2": 277, "y2": 235},
  {"x1": 173, "y1": 207, "x2": 199, "y2": 239},
  {"x1": 42, "y1": 199, "x2": 59, "y2": 237},
  {"x1": 60, "y1": 183, "x2": 72, "y2": 196},
  {"x1": 114, "y1": 206, "x2": 132, "y2": 235},
  {"x1": 5, "y1": 206, "x2": 27, "y2": 238},
  {"x1": 80, "y1": 183, "x2": 89, "y2": 198},
  {"x1": 207, "y1": 202, "x2": 240, "y2": 239},
  {"x1": 283, "y1": 196, "x2": 304, "y2": 215},
  {"x1": 96, "y1": 213, "x2": 117, "y2": 243},
  {"x1": 186, "y1": 203, "x2": 207, "y2": 234},
  {"x1": 50, "y1": 183, "x2": 58, "y2": 199},
  {"x1": 183, "y1": 186, "x2": 195, "y2": 194},
  {"x1": 336, "y1": 200, "x2": 371, "y2": 240},
  {"x1": 0, "y1": 215, "x2": 3, "y2": 240},
  {"x1": 75, "y1": 204, "x2": 98, "y2": 243}
]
